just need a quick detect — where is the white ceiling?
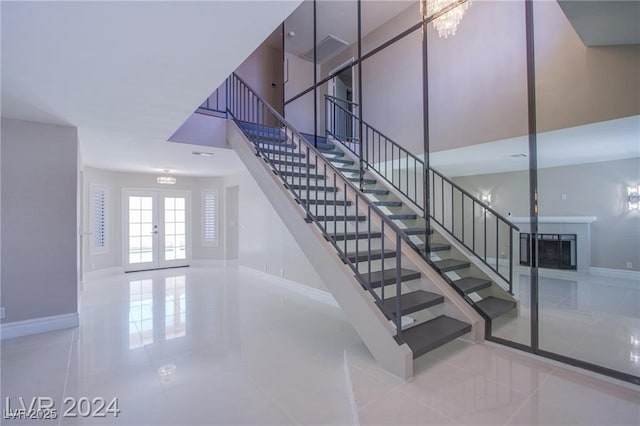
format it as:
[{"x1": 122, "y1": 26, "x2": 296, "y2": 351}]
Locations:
[
  {"x1": 1, "y1": 0, "x2": 303, "y2": 177},
  {"x1": 431, "y1": 115, "x2": 640, "y2": 177}
]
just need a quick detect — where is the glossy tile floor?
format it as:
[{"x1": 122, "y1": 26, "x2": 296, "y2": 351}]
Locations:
[
  {"x1": 2, "y1": 265, "x2": 639, "y2": 425},
  {"x1": 492, "y1": 267, "x2": 640, "y2": 377}
]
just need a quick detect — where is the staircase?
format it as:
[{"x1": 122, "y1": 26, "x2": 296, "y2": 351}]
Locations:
[
  {"x1": 325, "y1": 96, "x2": 519, "y2": 325},
  {"x1": 225, "y1": 73, "x2": 483, "y2": 378}
]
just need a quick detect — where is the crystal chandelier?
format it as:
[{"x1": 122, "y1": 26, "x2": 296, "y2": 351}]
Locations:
[{"x1": 420, "y1": 0, "x2": 471, "y2": 38}]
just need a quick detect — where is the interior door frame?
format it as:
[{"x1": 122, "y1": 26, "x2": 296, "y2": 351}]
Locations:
[
  {"x1": 327, "y1": 57, "x2": 357, "y2": 141},
  {"x1": 123, "y1": 188, "x2": 191, "y2": 272}
]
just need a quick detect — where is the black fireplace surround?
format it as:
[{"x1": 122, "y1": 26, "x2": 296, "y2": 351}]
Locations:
[{"x1": 520, "y1": 233, "x2": 577, "y2": 270}]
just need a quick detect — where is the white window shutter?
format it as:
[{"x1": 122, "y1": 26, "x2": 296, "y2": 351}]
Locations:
[
  {"x1": 202, "y1": 190, "x2": 218, "y2": 246},
  {"x1": 90, "y1": 184, "x2": 109, "y2": 254}
]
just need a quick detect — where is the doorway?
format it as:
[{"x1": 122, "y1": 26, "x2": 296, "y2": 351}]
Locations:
[
  {"x1": 124, "y1": 189, "x2": 190, "y2": 272},
  {"x1": 327, "y1": 59, "x2": 358, "y2": 143}
]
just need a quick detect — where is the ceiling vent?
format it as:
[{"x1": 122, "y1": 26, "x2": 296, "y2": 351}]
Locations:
[{"x1": 302, "y1": 34, "x2": 349, "y2": 63}]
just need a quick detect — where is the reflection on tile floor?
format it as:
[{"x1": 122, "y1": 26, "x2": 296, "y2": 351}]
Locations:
[
  {"x1": 1, "y1": 265, "x2": 638, "y2": 425},
  {"x1": 492, "y1": 267, "x2": 640, "y2": 377}
]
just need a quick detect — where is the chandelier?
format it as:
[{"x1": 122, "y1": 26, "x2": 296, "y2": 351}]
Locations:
[{"x1": 420, "y1": 0, "x2": 471, "y2": 38}]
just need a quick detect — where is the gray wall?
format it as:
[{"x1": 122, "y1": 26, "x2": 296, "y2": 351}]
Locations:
[
  {"x1": 82, "y1": 166, "x2": 226, "y2": 273},
  {"x1": 1, "y1": 118, "x2": 79, "y2": 323},
  {"x1": 454, "y1": 158, "x2": 640, "y2": 271}
]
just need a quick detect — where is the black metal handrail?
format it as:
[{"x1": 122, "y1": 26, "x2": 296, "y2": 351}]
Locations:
[
  {"x1": 325, "y1": 95, "x2": 359, "y2": 144},
  {"x1": 325, "y1": 94, "x2": 359, "y2": 106},
  {"x1": 227, "y1": 72, "x2": 434, "y2": 343},
  {"x1": 325, "y1": 95, "x2": 519, "y2": 290}
]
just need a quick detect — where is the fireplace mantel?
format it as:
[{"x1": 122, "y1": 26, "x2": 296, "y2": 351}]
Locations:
[{"x1": 509, "y1": 216, "x2": 597, "y2": 224}]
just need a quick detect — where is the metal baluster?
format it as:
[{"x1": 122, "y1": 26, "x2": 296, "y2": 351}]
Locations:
[
  {"x1": 367, "y1": 205, "x2": 371, "y2": 289},
  {"x1": 355, "y1": 194, "x2": 359, "y2": 274},
  {"x1": 509, "y1": 225, "x2": 514, "y2": 294},
  {"x1": 461, "y1": 192, "x2": 465, "y2": 246},
  {"x1": 496, "y1": 214, "x2": 500, "y2": 272},
  {"x1": 381, "y1": 221, "x2": 385, "y2": 303},
  {"x1": 484, "y1": 207, "x2": 487, "y2": 261},
  {"x1": 395, "y1": 233, "x2": 403, "y2": 344}
]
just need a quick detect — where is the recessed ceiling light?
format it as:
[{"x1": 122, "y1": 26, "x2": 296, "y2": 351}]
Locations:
[
  {"x1": 193, "y1": 151, "x2": 214, "y2": 157},
  {"x1": 509, "y1": 153, "x2": 527, "y2": 158}
]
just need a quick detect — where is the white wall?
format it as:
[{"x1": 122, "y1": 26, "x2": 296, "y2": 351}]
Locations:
[
  {"x1": 453, "y1": 157, "x2": 640, "y2": 272},
  {"x1": 1, "y1": 118, "x2": 79, "y2": 323},
  {"x1": 224, "y1": 169, "x2": 326, "y2": 291},
  {"x1": 315, "y1": 1, "x2": 640, "y2": 155},
  {"x1": 284, "y1": 52, "x2": 318, "y2": 135},
  {"x1": 82, "y1": 167, "x2": 226, "y2": 273}
]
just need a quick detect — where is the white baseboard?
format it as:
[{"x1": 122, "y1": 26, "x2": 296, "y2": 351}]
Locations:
[
  {"x1": 1, "y1": 312, "x2": 79, "y2": 340},
  {"x1": 589, "y1": 267, "x2": 640, "y2": 281},
  {"x1": 190, "y1": 259, "x2": 226, "y2": 267},
  {"x1": 82, "y1": 266, "x2": 123, "y2": 281},
  {"x1": 240, "y1": 266, "x2": 338, "y2": 307}
]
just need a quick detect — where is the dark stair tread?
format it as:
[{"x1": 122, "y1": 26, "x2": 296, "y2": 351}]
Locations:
[
  {"x1": 301, "y1": 133, "x2": 330, "y2": 146},
  {"x1": 374, "y1": 200, "x2": 403, "y2": 207},
  {"x1": 259, "y1": 148, "x2": 305, "y2": 158},
  {"x1": 402, "y1": 316, "x2": 471, "y2": 358},
  {"x1": 269, "y1": 159, "x2": 315, "y2": 168},
  {"x1": 433, "y1": 258, "x2": 471, "y2": 272},
  {"x1": 402, "y1": 227, "x2": 433, "y2": 235},
  {"x1": 256, "y1": 140, "x2": 296, "y2": 149},
  {"x1": 361, "y1": 268, "x2": 421, "y2": 289},
  {"x1": 417, "y1": 243, "x2": 451, "y2": 252},
  {"x1": 303, "y1": 199, "x2": 351, "y2": 206},
  {"x1": 338, "y1": 167, "x2": 359, "y2": 173},
  {"x1": 278, "y1": 171, "x2": 325, "y2": 180},
  {"x1": 388, "y1": 213, "x2": 418, "y2": 220},
  {"x1": 452, "y1": 277, "x2": 492, "y2": 294},
  {"x1": 363, "y1": 188, "x2": 389, "y2": 195},
  {"x1": 322, "y1": 151, "x2": 346, "y2": 158},
  {"x1": 381, "y1": 290, "x2": 444, "y2": 317},
  {"x1": 476, "y1": 297, "x2": 516, "y2": 320},
  {"x1": 332, "y1": 231, "x2": 382, "y2": 241},
  {"x1": 347, "y1": 249, "x2": 396, "y2": 263},
  {"x1": 289, "y1": 185, "x2": 337, "y2": 192},
  {"x1": 349, "y1": 177, "x2": 377, "y2": 185},
  {"x1": 316, "y1": 215, "x2": 366, "y2": 222},
  {"x1": 243, "y1": 131, "x2": 287, "y2": 142},
  {"x1": 317, "y1": 145, "x2": 338, "y2": 152},
  {"x1": 327, "y1": 157, "x2": 355, "y2": 165}
]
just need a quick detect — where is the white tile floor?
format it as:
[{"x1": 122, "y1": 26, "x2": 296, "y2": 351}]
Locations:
[
  {"x1": 1, "y1": 265, "x2": 639, "y2": 425},
  {"x1": 492, "y1": 267, "x2": 640, "y2": 377}
]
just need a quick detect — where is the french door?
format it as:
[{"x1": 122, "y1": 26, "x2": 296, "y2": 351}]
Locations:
[{"x1": 124, "y1": 190, "x2": 190, "y2": 272}]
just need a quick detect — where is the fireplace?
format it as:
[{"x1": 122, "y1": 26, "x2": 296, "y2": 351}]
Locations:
[
  {"x1": 520, "y1": 233, "x2": 577, "y2": 270},
  {"x1": 510, "y1": 216, "x2": 595, "y2": 272}
]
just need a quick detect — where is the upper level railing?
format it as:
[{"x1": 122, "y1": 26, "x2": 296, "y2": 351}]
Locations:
[
  {"x1": 325, "y1": 95, "x2": 519, "y2": 291},
  {"x1": 227, "y1": 73, "x2": 442, "y2": 343},
  {"x1": 197, "y1": 84, "x2": 227, "y2": 117},
  {"x1": 325, "y1": 94, "x2": 359, "y2": 143}
]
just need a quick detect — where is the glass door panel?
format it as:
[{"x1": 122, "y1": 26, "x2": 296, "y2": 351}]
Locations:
[
  {"x1": 125, "y1": 191, "x2": 158, "y2": 271},
  {"x1": 124, "y1": 190, "x2": 190, "y2": 272},
  {"x1": 160, "y1": 195, "x2": 188, "y2": 268}
]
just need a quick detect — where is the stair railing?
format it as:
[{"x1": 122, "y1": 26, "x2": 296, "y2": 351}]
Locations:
[
  {"x1": 325, "y1": 94, "x2": 359, "y2": 144},
  {"x1": 197, "y1": 83, "x2": 227, "y2": 117},
  {"x1": 325, "y1": 95, "x2": 519, "y2": 292},
  {"x1": 227, "y1": 73, "x2": 429, "y2": 343}
]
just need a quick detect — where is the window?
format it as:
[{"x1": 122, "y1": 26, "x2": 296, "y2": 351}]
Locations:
[
  {"x1": 202, "y1": 190, "x2": 218, "y2": 246},
  {"x1": 90, "y1": 184, "x2": 109, "y2": 254}
]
